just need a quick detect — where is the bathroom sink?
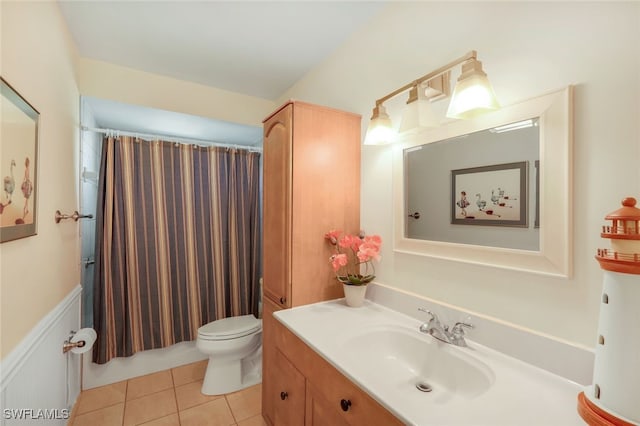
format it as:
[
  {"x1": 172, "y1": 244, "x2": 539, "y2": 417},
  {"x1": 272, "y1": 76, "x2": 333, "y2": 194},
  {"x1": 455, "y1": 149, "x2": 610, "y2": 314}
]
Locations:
[
  {"x1": 275, "y1": 300, "x2": 585, "y2": 425},
  {"x1": 341, "y1": 324, "x2": 495, "y2": 400}
]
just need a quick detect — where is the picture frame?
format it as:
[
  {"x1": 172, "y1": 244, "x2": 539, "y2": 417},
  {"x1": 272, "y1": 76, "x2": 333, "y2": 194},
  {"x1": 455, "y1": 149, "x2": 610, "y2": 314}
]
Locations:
[
  {"x1": 451, "y1": 161, "x2": 527, "y2": 227},
  {"x1": 1, "y1": 77, "x2": 39, "y2": 242}
]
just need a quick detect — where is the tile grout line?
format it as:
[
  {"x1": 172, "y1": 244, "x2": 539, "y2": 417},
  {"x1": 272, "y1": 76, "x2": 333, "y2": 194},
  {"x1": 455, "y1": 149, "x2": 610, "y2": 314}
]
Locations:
[
  {"x1": 73, "y1": 401, "x2": 125, "y2": 421},
  {"x1": 133, "y1": 389, "x2": 179, "y2": 426},
  {"x1": 71, "y1": 382, "x2": 129, "y2": 423},
  {"x1": 122, "y1": 379, "x2": 128, "y2": 426},
  {"x1": 171, "y1": 367, "x2": 183, "y2": 426},
  {"x1": 225, "y1": 394, "x2": 239, "y2": 425}
]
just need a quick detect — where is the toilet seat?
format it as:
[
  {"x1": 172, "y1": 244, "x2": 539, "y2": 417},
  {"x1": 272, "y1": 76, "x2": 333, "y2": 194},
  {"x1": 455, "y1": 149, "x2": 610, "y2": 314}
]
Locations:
[{"x1": 198, "y1": 315, "x2": 261, "y2": 341}]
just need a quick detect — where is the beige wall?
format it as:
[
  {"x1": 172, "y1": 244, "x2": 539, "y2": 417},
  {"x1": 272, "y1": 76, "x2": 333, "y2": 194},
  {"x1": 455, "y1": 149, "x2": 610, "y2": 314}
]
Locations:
[
  {"x1": 76, "y1": 58, "x2": 276, "y2": 127},
  {"x1": 280, "y1": 2, "x2": 640, "y2": 347},
  {"x1": 0, "y1": 1, "x2": 81, "y2": 358}
]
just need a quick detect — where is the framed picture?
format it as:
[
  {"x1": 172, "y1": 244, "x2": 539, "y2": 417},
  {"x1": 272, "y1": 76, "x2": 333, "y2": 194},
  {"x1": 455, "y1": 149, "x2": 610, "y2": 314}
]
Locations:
[
  {"x1": 451, "y1": 161, "x2": 527, "y2": 227},
  {"x1": 1, "y1": 77, "x2": 39, "y2": 242}
]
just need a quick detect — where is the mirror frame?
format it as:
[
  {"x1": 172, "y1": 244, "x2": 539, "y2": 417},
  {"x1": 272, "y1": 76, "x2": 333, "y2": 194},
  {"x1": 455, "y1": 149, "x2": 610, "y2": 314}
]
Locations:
[{"x1": 393, "y1": 86, "x2": 573, "y2": 278}]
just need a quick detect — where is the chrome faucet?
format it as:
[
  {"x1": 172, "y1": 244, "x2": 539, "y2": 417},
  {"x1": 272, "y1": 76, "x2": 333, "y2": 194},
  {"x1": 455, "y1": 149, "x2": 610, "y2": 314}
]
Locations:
[
  {"x1": 448, "y1": 321, "x2": 474, "y2": 347},
  {"x1": 418, "y1": 308, "x2": 474, "y2": 347},
  {"x1": 418, "y1": 308, "x2": 450, "y2": 343}
]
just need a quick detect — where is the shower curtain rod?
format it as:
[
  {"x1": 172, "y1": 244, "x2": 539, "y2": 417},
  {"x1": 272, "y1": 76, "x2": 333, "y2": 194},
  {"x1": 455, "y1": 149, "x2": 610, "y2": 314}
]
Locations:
[{"x1": 81, "y1": 126, "x2": 262, "y2": 152}]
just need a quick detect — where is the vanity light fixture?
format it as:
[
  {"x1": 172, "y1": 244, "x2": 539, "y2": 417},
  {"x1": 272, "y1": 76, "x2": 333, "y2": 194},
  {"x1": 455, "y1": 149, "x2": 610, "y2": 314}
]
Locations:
[
  {"x1": 446, "y1": 58, "x2": 500, "y2": 119},
  {"x1": 364, "y1": 50, "x2": 499, "y2": 145},
  {"x1": 364, "y1": 104, "x2": 395, "y2": 145},
  {"x1": 398, "y1": 84, "x2": 439, "y2": 134}
]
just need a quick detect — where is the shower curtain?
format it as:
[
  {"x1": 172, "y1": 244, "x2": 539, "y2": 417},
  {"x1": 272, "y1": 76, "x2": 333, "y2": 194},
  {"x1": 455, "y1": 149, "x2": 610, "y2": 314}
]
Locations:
[{"x1": 93, "y1": 136, "x2": 261, "y2": 364}]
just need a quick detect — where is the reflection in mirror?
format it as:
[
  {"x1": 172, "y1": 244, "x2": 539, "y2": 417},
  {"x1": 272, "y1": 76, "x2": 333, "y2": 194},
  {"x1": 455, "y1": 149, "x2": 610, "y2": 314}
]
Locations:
[
  {"x1": 393, "y1": 86, "x2": 573, "y2": 278},
  {"x1": 405, "y1": 119, "x2": 539, "y2": 250}
]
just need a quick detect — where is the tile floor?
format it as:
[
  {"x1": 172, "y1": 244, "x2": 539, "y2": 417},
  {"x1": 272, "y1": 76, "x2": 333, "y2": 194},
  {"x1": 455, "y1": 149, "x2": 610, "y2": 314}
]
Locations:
[{"x1": 68, "y1": 360, "x2": 266, "y2": 426}]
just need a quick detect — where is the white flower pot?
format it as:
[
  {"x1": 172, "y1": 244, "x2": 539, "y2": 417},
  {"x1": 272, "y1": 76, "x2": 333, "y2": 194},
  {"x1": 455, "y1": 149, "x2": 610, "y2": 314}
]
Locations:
[{"x1": 343, "y1": 284, "x2": 367, "y2": 307}]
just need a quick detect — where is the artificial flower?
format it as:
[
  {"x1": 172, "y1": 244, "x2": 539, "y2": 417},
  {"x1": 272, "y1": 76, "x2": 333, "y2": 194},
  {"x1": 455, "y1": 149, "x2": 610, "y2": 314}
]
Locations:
[{"x1": 325, "y1": 230, "x2": 382, "y2": 285}]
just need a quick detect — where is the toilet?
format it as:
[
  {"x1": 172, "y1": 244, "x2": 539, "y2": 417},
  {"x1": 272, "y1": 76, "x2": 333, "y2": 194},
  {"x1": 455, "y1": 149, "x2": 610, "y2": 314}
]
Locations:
[{"x1": 196, "y1": 314, "x2": 262, "y2": 395}]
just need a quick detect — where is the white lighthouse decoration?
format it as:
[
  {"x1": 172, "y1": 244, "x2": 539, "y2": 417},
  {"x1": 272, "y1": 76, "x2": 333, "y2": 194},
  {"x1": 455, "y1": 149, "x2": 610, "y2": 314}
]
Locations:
[{"x1": 578, "y1": 197, "x2": 640, "y2": 425}]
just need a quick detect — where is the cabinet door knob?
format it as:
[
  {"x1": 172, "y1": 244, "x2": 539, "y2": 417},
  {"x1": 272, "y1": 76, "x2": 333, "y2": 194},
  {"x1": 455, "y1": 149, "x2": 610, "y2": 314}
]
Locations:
[
  {"x1": 279, "y1": 297, "x2": 286, "y2": 304},
  {"x1": 280, "y1": 391, "x2": 288, "y2": 400},
  {"x1": 340, "y1": 399, "x2": 352, "y2": 412}
]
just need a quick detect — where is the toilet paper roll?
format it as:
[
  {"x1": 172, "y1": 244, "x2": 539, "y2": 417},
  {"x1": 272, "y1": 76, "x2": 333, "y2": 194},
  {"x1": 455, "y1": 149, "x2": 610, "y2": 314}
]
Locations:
[{"x1": 69, "y1": 328, "x2": 97, "y2": 354}]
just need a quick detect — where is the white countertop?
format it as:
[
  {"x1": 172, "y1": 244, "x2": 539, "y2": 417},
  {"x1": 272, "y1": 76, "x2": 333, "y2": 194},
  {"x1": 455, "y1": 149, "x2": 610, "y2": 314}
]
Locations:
[{"x1": 274, "y1": 299, "x2": 585, "y2": 426}]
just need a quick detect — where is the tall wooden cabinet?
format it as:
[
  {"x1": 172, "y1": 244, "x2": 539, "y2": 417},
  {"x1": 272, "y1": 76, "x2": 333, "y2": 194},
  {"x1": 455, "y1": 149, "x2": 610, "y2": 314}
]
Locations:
[
  {"x1": 262, "y1": 101, "x2": 361, "y2": 308},
  {"x1": 262, "y1": 101, "x2": 361, "y2": 425}
]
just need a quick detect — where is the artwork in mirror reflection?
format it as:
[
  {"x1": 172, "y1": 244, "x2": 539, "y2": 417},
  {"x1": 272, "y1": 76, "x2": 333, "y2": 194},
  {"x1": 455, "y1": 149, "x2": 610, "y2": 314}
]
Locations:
[
  {"x1": 405, "y1": 118, "x2": 539, "y2": 251},
  {"x1": 451, "y1": 161, "x2": 528, "y2": 226}
]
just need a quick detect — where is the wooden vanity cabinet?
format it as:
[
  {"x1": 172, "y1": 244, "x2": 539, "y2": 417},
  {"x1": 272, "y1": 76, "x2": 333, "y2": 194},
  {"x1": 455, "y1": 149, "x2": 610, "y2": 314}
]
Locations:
[
  {"x1": 262, "y1": 100, "x2": 361, "y2": 309},
  {"x1": 262, "y1": 304, "x2": 403, "y2": 426}
]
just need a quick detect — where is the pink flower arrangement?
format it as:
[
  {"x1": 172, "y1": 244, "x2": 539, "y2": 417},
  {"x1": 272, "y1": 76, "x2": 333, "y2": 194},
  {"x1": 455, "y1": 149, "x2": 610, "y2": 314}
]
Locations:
[{"x1": 324, "y1": 230, "x2": 382, "y2": 285}]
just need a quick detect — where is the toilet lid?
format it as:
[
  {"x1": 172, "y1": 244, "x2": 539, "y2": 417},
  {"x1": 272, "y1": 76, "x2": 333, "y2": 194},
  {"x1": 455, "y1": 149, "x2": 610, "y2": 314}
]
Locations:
[{"x1": 198, "y1": 315, "x2": 261, "y2": 339}]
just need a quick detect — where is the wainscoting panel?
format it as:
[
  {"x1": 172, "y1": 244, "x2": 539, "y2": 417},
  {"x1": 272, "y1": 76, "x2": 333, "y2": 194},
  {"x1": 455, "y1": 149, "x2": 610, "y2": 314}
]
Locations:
[{"x1": 0, "y1": 286, "x2": 82, "y2": 426}]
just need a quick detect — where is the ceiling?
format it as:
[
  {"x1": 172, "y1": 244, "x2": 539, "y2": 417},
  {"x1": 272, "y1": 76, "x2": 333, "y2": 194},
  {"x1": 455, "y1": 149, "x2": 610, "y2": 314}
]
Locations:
[
  {"x1": 59, "y1": 1, "x2": 384, "y2": 146},
  {"x1": 82, "y1": 96, "x2": 266, "y2": 146},
  {"x1": 58, "y1": 1, "x2": 385, "y2": 101}
]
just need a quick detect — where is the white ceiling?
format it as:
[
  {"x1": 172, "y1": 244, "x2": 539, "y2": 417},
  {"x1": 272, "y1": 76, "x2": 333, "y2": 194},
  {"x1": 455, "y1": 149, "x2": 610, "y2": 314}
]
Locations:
[
  {"x1": 59, "y1": 1, "x2": 384, "y2": 146},
  {"x1": 58, "y1": 1, "x2": 385, "y2": 101}
]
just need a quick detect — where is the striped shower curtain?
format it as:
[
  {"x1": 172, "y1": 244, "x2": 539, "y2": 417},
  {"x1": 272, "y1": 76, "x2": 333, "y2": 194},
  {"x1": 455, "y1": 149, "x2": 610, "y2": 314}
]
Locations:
[{"x1": 93, "y1": 136, "x2": 261, "y2": 364}]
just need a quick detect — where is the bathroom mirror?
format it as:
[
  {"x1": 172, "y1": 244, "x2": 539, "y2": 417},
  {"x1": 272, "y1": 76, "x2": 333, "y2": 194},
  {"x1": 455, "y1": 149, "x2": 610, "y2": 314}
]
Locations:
[
  {"x1": 405, "y1": 121, "x2": 540, "y2": 250},
  {"x1": 393, "y1": 86, "x2": 573, "y2": 277}
]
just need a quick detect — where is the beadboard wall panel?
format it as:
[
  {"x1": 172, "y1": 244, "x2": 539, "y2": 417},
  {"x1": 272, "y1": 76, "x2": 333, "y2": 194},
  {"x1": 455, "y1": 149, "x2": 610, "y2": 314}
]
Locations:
[{"x1": 0, "y1": 286, "x2": 81, "y2": 426}]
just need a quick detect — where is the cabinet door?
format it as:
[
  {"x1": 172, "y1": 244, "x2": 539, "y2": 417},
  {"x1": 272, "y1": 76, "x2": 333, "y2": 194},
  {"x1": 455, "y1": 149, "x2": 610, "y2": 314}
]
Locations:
[
  {"x1": 261, "y1": 298, "x2": 280, "y2": 425},
  {"x1": 263, "y1": 104, "x2": 292, "y2": 308},
  {"x1": 289, "y1": 102, "x2": 361, "y2": 306},
  {"x1": 305, "y1": 383, "x2": 349, "y2": 426},
  {"x1": 272, "y1": 349, "x2": 305, "y2": 425}
]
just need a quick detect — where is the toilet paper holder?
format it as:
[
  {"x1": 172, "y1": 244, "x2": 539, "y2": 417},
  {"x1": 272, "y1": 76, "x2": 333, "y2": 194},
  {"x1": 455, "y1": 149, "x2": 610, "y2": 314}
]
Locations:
[{"x1": 62, "y1": 330, "x2": 87, "y2": 354}]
